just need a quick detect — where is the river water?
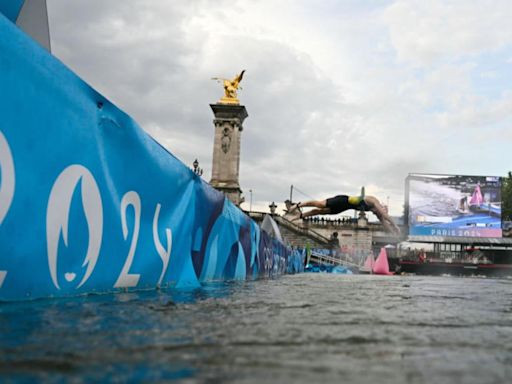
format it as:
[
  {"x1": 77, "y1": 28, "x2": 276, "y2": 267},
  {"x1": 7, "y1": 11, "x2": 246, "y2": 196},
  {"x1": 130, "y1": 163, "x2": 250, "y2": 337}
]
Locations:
[{"x1": 1, "y1": 274, "x2": 511, "y2": 383}]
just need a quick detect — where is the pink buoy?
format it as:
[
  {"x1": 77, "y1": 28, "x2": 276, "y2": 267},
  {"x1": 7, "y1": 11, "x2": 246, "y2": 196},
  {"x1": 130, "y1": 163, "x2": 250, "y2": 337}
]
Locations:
[
  {"x1": 470, "y1": 184, "x2": 483, "y2": 206},
  {"x1": 373, "y1": 247, "x2": 394, "y2": 275},
  {"x1": 364, "y1": 253, "x2": 375, "y2": 270}
]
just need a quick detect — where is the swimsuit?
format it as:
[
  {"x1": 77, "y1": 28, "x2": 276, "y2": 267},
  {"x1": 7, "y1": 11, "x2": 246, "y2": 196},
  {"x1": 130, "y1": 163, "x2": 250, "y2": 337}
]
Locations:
[{"x1": 325, "y1": 195, "x2": 371, "y2": 214}]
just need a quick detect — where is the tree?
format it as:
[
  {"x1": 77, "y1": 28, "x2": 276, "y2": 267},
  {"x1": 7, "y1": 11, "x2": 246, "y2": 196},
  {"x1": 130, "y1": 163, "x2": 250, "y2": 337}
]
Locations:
[{"x1": 502, "y1": 171, "x2": 512, "y2": 223}]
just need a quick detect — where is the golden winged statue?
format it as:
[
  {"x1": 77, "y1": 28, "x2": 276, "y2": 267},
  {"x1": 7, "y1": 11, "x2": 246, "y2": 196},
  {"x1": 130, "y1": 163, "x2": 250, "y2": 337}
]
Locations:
[{"x1": 212, "y1": 70, "x2": 245, "y2": 104}]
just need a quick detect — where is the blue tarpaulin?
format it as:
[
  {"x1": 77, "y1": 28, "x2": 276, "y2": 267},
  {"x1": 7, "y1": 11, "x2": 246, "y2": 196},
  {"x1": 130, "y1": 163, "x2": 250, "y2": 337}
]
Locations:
[
  {"x1": 0, "y1": 0, "x2": 25, "y2": 23},
  {"x1": 0, "y1": 13, "x2": 303, "y2": 301}
]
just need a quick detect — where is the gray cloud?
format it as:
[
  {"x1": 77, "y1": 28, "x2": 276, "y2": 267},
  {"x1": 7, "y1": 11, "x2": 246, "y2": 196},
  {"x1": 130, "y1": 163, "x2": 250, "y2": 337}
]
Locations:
[
  {"x1": 46, "y1": 0, "x2": 512, "y2": 215},
  {"x1": 383, "y1": 0, "x2": 512, "y2": 65}
]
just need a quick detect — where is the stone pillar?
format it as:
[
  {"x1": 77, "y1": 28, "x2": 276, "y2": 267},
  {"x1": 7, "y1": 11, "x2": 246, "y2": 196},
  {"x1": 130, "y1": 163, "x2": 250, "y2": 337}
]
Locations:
[
  {"x1": 357, "y1": 210, "x2": 368, "y2": 227},
  {"x1": 209, "y1": 103, "x2": 248, "y2": 206},
  {"x1": 355, "y1": 213, "x2": 372, "y2": 262}
]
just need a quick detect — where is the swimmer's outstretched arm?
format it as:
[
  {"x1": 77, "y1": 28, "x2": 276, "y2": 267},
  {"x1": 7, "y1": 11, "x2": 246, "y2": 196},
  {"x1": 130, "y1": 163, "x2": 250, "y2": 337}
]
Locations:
[{"x1": 366, "y1": 196, "x2": 401, "y2": 236}]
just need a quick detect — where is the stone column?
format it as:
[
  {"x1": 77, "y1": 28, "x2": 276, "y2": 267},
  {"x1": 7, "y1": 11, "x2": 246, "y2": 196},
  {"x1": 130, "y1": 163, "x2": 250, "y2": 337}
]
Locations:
[
  {"x1": 209, "y1": 103, "x2": 248, "y2": 206},
  {"x1": 355, "y1": 213, "x2": 372, "y2": 262},
  {"x1": 357, "y1": 210, "x2": 368, "y2": 227}
]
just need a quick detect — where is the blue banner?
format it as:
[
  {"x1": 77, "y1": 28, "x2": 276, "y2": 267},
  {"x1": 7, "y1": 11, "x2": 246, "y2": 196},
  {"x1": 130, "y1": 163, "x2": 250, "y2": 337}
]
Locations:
[
  {"x1": 0, "y1": 14, "x2": 303, "y2": 301},
  {"x1": 0, "y1": 0, "x2": 25, "y2": 23}
]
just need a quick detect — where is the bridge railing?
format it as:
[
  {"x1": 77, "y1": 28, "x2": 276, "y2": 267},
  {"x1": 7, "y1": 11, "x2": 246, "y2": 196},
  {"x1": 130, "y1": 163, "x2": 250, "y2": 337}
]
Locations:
[{"x1": 309, "y1": 251, "x2": 360, "y2": 268}]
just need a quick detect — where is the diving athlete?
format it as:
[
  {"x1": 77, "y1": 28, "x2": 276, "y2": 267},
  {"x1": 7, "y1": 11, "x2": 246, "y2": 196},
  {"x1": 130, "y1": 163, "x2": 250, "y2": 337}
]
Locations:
[{"x1": 286, "y1": 192, "x2": 401, "y2": 236}]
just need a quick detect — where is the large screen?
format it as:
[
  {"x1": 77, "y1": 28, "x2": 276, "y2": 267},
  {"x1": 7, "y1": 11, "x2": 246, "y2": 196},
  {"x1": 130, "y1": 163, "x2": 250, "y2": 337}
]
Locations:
[{"x1": 407, "y1": 174, "x2": 502, "y2": 238}]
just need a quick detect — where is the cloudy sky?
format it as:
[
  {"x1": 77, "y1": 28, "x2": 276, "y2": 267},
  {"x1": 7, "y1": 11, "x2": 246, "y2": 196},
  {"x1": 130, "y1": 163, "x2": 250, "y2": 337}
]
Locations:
[{"x1": 46, "y1": 0, "x2": 512, "y2": 217}]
